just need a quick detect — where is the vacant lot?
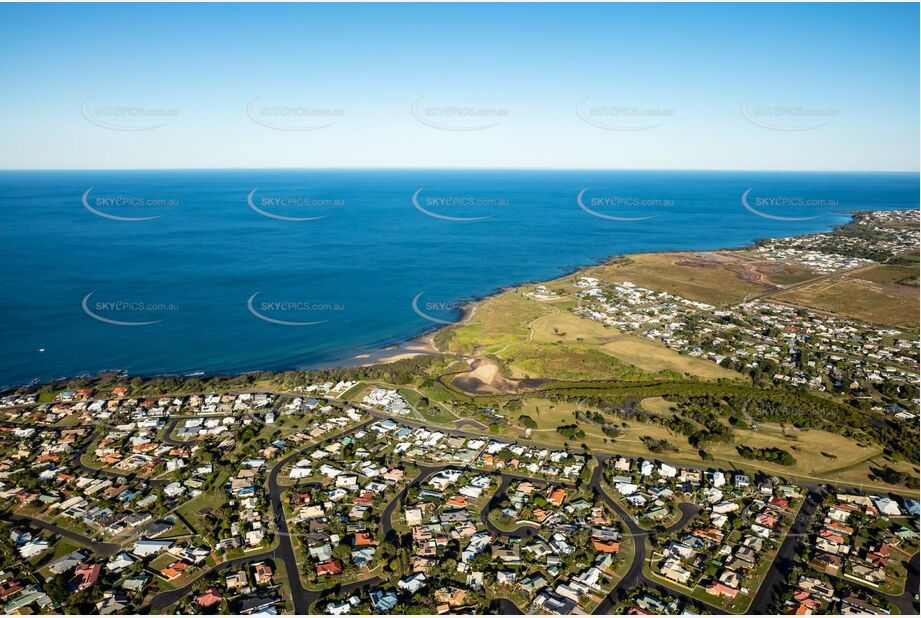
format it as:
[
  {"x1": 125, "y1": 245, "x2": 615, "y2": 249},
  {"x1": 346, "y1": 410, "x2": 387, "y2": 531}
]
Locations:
[
  {"x1": 591, "y1": 252, "x2": 775, "y2": 306},
  {"x1": 852, "y1": 262, "x2": 919, "y2": 287},
  {"x1": 774, "y1": 274, "x2": 919, "y2": 331}
]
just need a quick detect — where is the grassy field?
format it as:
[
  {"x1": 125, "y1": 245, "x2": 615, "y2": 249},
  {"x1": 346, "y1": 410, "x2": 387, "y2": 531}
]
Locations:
[
  {"x1": 418, "y1": 381, "x2": 457, "y2": 403},
  {"x1": 427, "y1": 247, "x2": 918, "y2": 493},
  {"x1": 706, "y1": 424, "x2": 880, "y2": 477},
  {"x1": 528, "y1": 309, "x2": 740, "y2": 381},
  {"x1": 52, "y1": 414, "x2": 83, "y2": 427},
  {"x1": 442, "y1": 293, "x2": 658, "y2": 381},
  {"x1": 441, "y1": 290, "x2": 546, "y2": 356},
  {"x1": 591, "y1": 252, "x2": 774, "y2": 306},
  {"x1": 416, "y1": 403, "x2": 457, "y2": 423},
  {"x1": 440, "y1": 288, "x2": 734, "y2": 382},
  {"x1": 515, "y1": 398, "x2": 584, "y2": 430},
  {"x1": 174, "y1": 470, "x2": 231, "y2": 538},
  {"x1": 437, "y1": 251, "x2": 772, "y2": 382},
  {"x1": 638, "y1": 397, "x2": 676, "y2": 415},
  {"x1": 855, "y1": 263, "x2": 920, "y2": 287},
  {"x1": 504, "y1": 340, "x2": 659, "y2": 381},
  {"x1": 774, "y1": 272, "x2": 919, "y2": 331},
  {"x1": 599, "y1": 336, "x2": 739, "y2": 380},
  {"x1": 492, "y1": 396, "x2": 915, "y2": 492},
  {"x1": 502, "y1": 398, "x2": 689, "y2": 455},
  {"x1": 338, "y1": 382, "x2": 366, "y2": 400},
  {"x1": 818, "y1": 454, "x2": 920, "y2": 488},
  {"x1": 343, "y1": 383, "x2": 373, "y2": 403}
]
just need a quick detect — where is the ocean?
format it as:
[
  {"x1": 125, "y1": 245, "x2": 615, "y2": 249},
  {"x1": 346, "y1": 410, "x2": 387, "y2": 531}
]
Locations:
[{"x1": 0, "y1": 169, "x2": 917, "y2": 388}]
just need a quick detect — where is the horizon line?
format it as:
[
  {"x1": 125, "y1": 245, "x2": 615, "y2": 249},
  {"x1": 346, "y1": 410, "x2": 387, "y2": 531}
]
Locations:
[{"x1": 0, "y1": 166, "x2": 918, "y2": 174}]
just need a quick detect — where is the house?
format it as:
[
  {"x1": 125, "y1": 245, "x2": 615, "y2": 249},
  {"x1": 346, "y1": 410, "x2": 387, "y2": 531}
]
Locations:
[
  {"x1": 351, "y1": 547, "x2": 376, "y2": 568},
  {"x1": 121, "y1": 575, "x2": 150, "y2": 593},
  {"x1": 718, "y1": 569, "x2": 740, "y2": 589},
  {"x1": 17, "y1": 539, "x2": 49, "y2": 559},
  {"x1": 159, "y1": 561, "x2": 188, "y2": 581},
  {"x1": 547, "y1": 487, "x2": 566, "y2": 507},
  {"x1": 712, "y1": 501, "x2": 740, "y2": 515},
  {"x1": 626, "y1": 494, "x2": 647, "y2": 507},
  {"x1": 532, "y1": 591, "x2": 576, "y2": 615},
  {"x1": 370, "y1": 589, "x2": 398, "y2": 612},
  {"x1": 253, "y1": 562, "x2": 273, "y2": 585},
  {"x1": 397, "y1": 573, "x2": 426, "y2": 594},
  {"x1": 101, "y1": 553, "x2": 133, "y2": 575},
  {"x1": 352, "y1": 532, "x2": 374, "y2": 547},
  {"x1": 325, "y1": 600, "x2": 353, "y2": 615},
  {"x1": 162, "y1": 482, "x2": 185, "y2": 499},
  {"x1": 706, "y1": 581, "x2": 739, "y2": 598},
  {"x1": 238, "y1": 595, "x2": 278, "y2": 615},
  {"x1": 841, "y1": 595, "x2": 888, "y2": 615},
  {"x1": 591, "y1": 539, "x2": 620, "y2": 553},
  {"x1": 404, "y1": 508, "x2": 423, "y2": 526},
  {"x1": 659, "y1": 558, "x2": 692, "y2": 585},
  {"x1": 133, "y1": 539, "x2": 173, "y2": 557},
  {"x1": 315, "y1": 559, "x2": 343, "y2": 576},
  {"x1": 1, "y1": 586, "x2": 54, "y2": 613},
  {"x1": 225, "y1": 571, "x2": 248, "y2": 590},
  {"x1": 195, "y1": 589, "x2": 223, "y2": 608},
  {"x1": 660, "y1": 463, "x2": 677, "y2": 478},
  {"x1": 872, "y1": 497, "x2": 901, "y2": 517},
  {"x1": 0, "y1": 581, "x2": 24, "y2": 601},
  {"x1": 96, "y1": 592, "x2": 129, "y2": 615},
  {"x1": 434, "y1": 587, "x2": 469, "y2": 610},
  {"x1": 48, "y1": 550, "x2": 89, "y2": 575},
  {"x1": 72, "y1": 563, "x2": 102, "y2": 591}
]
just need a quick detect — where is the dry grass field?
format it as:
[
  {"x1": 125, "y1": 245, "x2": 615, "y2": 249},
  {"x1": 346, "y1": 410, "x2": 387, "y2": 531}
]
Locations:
[
  {"x1": 495, "y1": 398, "x2": 910, "y2": 491},
  {"x1": 774, "y1": 271, "x2": 919, "y2": 331},
  {"x1": 590, "y1": 252, "x2": 776, "y2": 306},
  {"x1": 638, "y1": 396, "x2": 677, "y2": 415},
  {"x1": 599, "y1": 336, "x2": 740, "y2": 380},
  {"x1": 529, "y1": 308, "x2": 741, "y2": 380}
]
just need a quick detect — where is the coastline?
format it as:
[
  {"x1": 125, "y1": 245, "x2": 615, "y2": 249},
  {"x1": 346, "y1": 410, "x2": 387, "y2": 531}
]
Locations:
[
  {"x1": 334, "y1": 208, "x2": 871, "y2": 367},
  {"x1": 0, "y1": 210, "x2": 875, "y2": 392}
]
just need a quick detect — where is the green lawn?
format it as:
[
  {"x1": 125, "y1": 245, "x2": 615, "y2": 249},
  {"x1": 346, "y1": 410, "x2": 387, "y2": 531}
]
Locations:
[
  {"x1": 174, "y1": 471, "x2": 232, "y2": 538},
  {"x1": 338, "y1": 382, "x2": 366, "y2": 400}
]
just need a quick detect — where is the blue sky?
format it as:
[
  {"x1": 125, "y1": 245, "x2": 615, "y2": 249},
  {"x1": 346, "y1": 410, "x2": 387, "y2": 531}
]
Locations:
[{"x1": 0, "y1": 2, "x2": 917, "y2": 170}]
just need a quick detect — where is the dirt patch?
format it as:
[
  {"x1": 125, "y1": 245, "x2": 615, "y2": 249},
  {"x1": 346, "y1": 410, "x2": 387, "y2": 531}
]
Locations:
[{"x1": 450, "y1": 358, "x2": 545, "y2": 395}]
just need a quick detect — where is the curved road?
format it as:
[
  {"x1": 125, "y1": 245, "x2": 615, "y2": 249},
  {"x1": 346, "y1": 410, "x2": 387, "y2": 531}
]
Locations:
[
  {"x1": 147, "y1": 418, "x2": 376, "y2": 613},
  {"x1": 24, "y1": 399, "x2": 913, "y2": 615},
  {"x1": 588, "y1": 459, "x2": 714, "y2": 615}
]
